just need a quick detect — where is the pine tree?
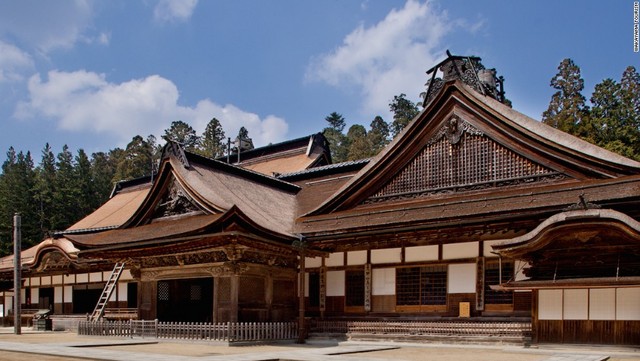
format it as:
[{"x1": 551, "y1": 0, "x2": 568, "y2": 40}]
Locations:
[
  {"x1": 52, "y1": 145, "x2": 80, "y2": 230},
  {"x1": 162, "y1": 120, "x2": 199, "y2": 151},
  {"x1": 113, "y1": 135, "x2": 154, "y2": 182},
  {"x1": 0, "y1": 148, "x2": 40, "y2": 255},
  {"x1": 75, "y1": 149, "x2": 95, "y2": 216},
  {"x1": 389, "y1": 94, "x2": 419, "y2": 137},
  {"x1": 322, "y1": 112, "x2": 349, "y2": 163},
  {"x1": 542, "y1": 58, "x2": 588, "y2": 135},
  {"x1": 368, "y1": 116, "x2": 390, "y2": 155},
  {"x1": 91, "y1": 151, "x2": 116, "y2": 206},
  {"x1": 34, "y1": 143, "x2": 57, "y2": 236},
  {"x1": 346, "y1": 124, "x2": 370, "y2": 161},
  {"x1": 325, "y1": 112, "x2": 346, "y2": 132},
  {"x1": 197, "y1": 117, "x2": 226, "y2": 158}
]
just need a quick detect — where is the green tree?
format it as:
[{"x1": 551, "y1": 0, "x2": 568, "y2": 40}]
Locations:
[
  {"x1": 322, "y1": 112, "x2": 349, "y2": 163},
  {"x1": 52, "y1": 145, "x2": 80, "y2": 230},
  {"x1": 162, "y1": 120, "x2": 199, "y2": 151},
  {"x1": 542, "y1": 58, "x2": 589, "y2": 135},
  {"x1": 197, "y1": 117, "x2": 226, "y2": 158},
  {"x1": 91, "y1": 151, "x2": 117, "y2": 206},
  {"x1": 389, "y1": 94, "x2": 419, "y2": 137},
  {"x1": 75, "y1": 149, "x2": 95, "y2": 217},
  {"x1": 34, "y1": 143, "x2": 57, "y2": 236},
  {"x1": 238, "y1": 126, "x2": 249, "y2": 139},
  {"x1": 0, "y1": 148, "x2": 39, "y2": 255},
  {"x1": 113, "y1": 135, "x2": 155, "y2": 182},
  {"x1": 325, "y1": 112, "x2": 346, "y2": 132},
  {"x1": 346, "y1": 124, "x2": 370, "y2": 161},
  {"x1": 367, "y1": 116, "x2": 390, "y2": 155},
  {"x1": 620, "y1": 66, "x2": 640, "y2": 158}
]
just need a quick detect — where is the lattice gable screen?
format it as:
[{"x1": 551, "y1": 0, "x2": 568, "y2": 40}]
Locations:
[{"x1": 364, "y1": 116, "x2": 567, "y2": 204}]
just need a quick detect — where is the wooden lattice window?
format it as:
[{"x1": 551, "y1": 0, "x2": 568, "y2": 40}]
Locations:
[
  {"x1": 397, "y1": 265, "x2": 447, "y2": 306},
  {"x1": 345, "y1": 270, "x2": 365, "y2": 307},
  {"x1": 484, "y1": 261, "x2": 514, "y2": 305},
  {"x1": 158, "y1": 281, "x2": 170, "y2": 301},
  {"x1": 366, "y1": 125, "x2": 564, "y2": 204}
]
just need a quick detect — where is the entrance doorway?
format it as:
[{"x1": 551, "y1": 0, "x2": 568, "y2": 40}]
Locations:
[{"x1": 157, "y1": 277, "x2": 213, "y2": 322}]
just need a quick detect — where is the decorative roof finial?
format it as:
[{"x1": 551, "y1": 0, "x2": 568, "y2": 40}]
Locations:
[{"x1": 421, "y1": 50, "x2": 507, "y2": 107}]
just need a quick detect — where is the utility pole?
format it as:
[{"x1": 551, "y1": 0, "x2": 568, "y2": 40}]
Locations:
[{"x1": 13, "y1": 213, "x2": 21, "y2": 335}]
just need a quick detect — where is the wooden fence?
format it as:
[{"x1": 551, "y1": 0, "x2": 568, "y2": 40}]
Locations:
[
  {"x1": 78, "y1": 320, "x2": 298, "y2": 342},
  {"x1": 311, "y1": 320, "x2": 531, "y2": 341}
]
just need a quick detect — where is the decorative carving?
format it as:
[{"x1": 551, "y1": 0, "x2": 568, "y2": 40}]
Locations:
[
  {"x1": 153, "y1": 178, "x2": 201, "y2": 218},
  {"x1": 223, "y1": 244, "x2": 246, "y2": 262},
  {"x1": 422, "y1": 51, "x2": 507, "y2": 107},
  {"x1": 564, "y1": 193, "x2": 602, "y2": 211},
  {"x1": 319, "y1": 266, "x2": 326, "y2": 312},
  {"x1": 35, "y1": 252, "x2": 72, "y2": 272},
  {"x1": 428, "y1": 116, "x2": 483, "y2": 146},
  {"x1": 162, "y1": 141, "x2": 190, "y2": 168},
  {"x1": 209, "y1": 262, "x2": 249, "y2": 276},
  {"x1": 364, "y1": 263, "x2": 372, "y2": 312}
]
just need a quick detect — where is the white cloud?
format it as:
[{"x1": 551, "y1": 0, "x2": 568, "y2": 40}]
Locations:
[
  {"x1": 154, "y1": 0, "x2": 198, "y2": 23},
  {"x1": 0, "y1": 40, "x2": 34, "y2": 83},
  {"x1": 0, "y1": 0, "x2": 95, "y2": 53},
  {"x1": 15, "y1": 70, "x2": 288, "y2": 147},
  {"x1": 306, "y1": 0, "x2": 451, "y2": 117}
]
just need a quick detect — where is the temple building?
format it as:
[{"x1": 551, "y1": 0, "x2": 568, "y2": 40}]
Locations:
[{"x1": 1, "y1": 53, "x2": 639, "y2": 345}]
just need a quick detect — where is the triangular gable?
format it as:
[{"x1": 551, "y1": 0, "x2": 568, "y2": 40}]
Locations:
[
  {"x1": 123, "y1": 147, "x2": 224, "y2": 228},
  {"x1": 364, "y1": 116, "x2": 564, "y2": 204},
  {"x1": 306, "y1": 81, "x2": 640, "y2": 215}
]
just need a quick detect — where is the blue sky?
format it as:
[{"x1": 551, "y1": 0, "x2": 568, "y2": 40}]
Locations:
[{"x1": 0, "y1": 0, "x2": 638, "y2": 158}]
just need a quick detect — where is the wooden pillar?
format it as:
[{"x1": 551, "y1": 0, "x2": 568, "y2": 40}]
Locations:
[
  {"x1": 230, "y1": 275, "x2": 239, "y2": 322},
  {"x1": 265, "y1": 274, "x2": 273, "y2": 321},
  {"x1": 212, "y1": 277, "x2": 218, "y2": 324},
  {"x1": 297, "y1": 253, "x2": 306, "y2": 343},
  {"x1": 138, "y1": 280, "x2": 157, "y2": 320}
]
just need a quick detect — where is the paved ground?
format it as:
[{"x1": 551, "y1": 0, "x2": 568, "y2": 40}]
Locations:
[{"x1": 0, "y1": 328, "x2": 638, "y2": 361}]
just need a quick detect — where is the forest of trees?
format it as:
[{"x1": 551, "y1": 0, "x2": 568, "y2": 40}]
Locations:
[{"x1": 0, "y1": 60, "x2": 639, "y2": 257}]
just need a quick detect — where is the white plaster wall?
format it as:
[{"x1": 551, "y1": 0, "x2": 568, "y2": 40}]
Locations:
[
  {"x1": 405, "y1": 245, "x2": 438, "y2": 262},
  {"x1": 305, "y1": 257, "x2": 322, "y2": 268},
  {"x1": 76, "y1": 274, "x2": 88, "y2": 283},
  {"x1": 347, "y1": 251, "x2": 367, "y2": 265},
  {"x1": 372, "y1": 268, "x2": 395, "y2": 295},
  {"x1": 89, "y1": 272, "x2": 102, "y2": 283},
  {"x1": 4, "y1": 296, "x2": 12, "y2": 314},
  {"x1": 41, "y1": 276, "x2": 51, "y2": 286},
  {"x1": 21, "y1": 289, "x2": 26, "y2": 303},
  {"x1": 589, "y1": 288, "x2": 615, "y2": 320},
  {"x1": 64, "y1": 274, "x2": 76, "y2": 284},
  {"x1": 442, "y1": 242, "x2": 478, "y2": 260},
  {"x1": 52, "y1": 275, "x2": 63, "y2": 285},
  {"x1": 325, "y1": 252, "x2": 344, "y2": 267},
  {"x1": 371, "y1": 248, "x2": 401, "y2": 264},
  {"x1": 64, "y1": 286, "x2": 72, "y2": 303},
  {"x1": 54, "y1": 286, "x2": 63, "y2": 303},
  {"x1": 30, "y1": 288, "x2": 39, "y2": 303},
  {"x1": 30, "y1": 277, "x2": 40, "y2": 286},
  {"x1": 326, "y1": 270, "x2": 345, "y2": 297},
  {"x1": 113, "y1": 283, "x2": 126, "y2": 302},
  {"x1": 616, "y1": 287, "x2": 640, "y2": 320},
  {"x1": 538, "y1": 289, "x2": 563, "y2": 320},
  {"x1": 447, "y1": 263, "x2": 476, "y2": 293},
  {"x1": 563, "y1": 289, "x2": 588, "y2": 320}
]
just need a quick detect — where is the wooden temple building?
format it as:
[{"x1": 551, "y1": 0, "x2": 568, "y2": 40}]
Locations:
[{"x1": 1, "y1": 53, "x2": 639, "y2": 345}]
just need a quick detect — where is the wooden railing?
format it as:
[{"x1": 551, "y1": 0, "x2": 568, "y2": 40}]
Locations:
[
  {"x1": 78, "y1": 320, "x2": 298, "y2": 342},
  {"x1": 311, "y1": 320, "x2": 531, "y2": 341}
]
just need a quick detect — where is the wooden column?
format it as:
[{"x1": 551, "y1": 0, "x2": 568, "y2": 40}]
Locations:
[
  {"x1": 230, "y1": 275, "x2": 239, "y2": 322},
  {"x1": 297, "y1": 253, "x2": 306, "y2": 343},
  {"x1": 138, "y1": 280, "x2": 157, "y2": 320}
]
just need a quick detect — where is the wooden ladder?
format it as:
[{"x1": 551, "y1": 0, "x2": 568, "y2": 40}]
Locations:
[{"x1": 89, "y1": 262, "x2": 125, "y2": 321}]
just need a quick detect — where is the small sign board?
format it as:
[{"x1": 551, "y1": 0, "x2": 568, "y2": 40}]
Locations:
[{"x1": 459, "y1": 302, "x2": 470, "y2": 318}]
